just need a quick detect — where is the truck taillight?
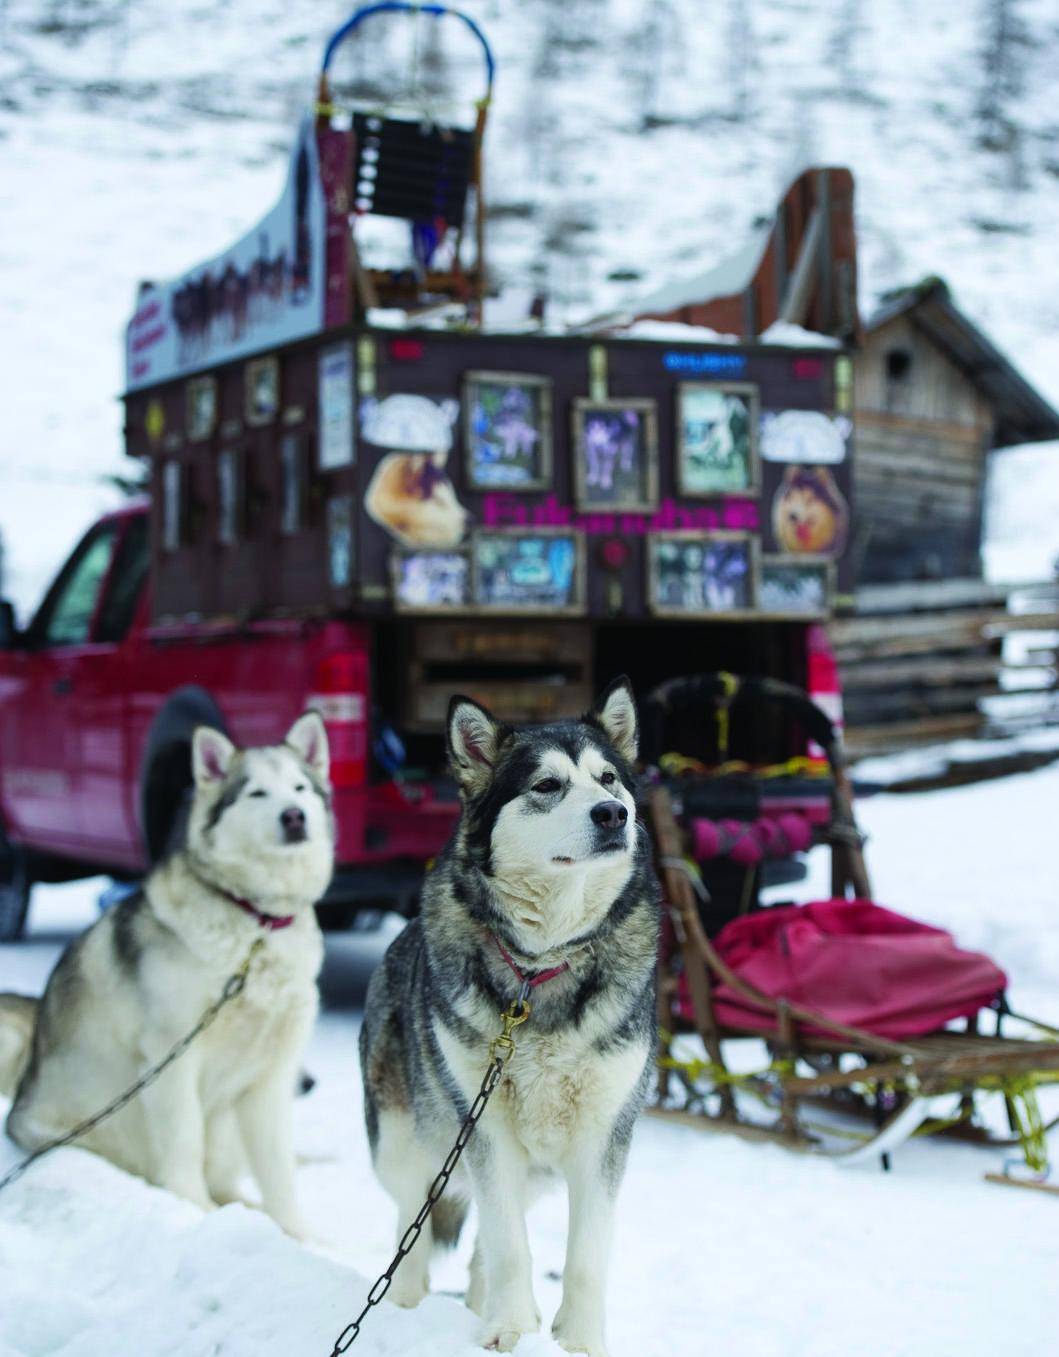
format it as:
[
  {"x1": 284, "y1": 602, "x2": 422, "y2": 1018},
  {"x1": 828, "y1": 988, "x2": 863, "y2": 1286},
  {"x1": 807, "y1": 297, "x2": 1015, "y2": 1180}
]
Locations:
[
  {"x1": 309, "y1": 650, "x2": 368, "y2": 788},
  {"x1": 805, "y1": 622, "x2": 844, "y2": 761}
]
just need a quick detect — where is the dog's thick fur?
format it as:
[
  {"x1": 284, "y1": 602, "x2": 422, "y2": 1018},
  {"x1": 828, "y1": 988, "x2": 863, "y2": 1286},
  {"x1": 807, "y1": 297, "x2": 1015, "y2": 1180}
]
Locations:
[
  {"x1": 360, "y1": 678, "x2": 659, "y2": 1357},
  {"x1": 0, "y1": 714, "x2": 333, "y2": 1236}
]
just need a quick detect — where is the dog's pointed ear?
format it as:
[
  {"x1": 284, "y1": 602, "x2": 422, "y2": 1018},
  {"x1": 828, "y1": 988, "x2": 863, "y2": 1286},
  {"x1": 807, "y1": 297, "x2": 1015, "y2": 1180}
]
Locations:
[
  {"x1": 447, "y1": 695, "x2": 504, "y2": 796},
  {"x1": 286, "y1": 711, "x2": 330, "y2": 783},
  {"x1": 587, "y1": 676, "x2": 638, "y2": 763},
  {"x1": 192, "y1": 726, "x2": 237, "y2": 788}
]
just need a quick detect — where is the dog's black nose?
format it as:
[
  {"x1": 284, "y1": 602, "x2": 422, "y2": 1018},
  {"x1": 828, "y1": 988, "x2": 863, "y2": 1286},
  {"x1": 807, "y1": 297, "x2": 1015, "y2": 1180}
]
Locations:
[
  {"x1": 281, "y1": 806, "x2": 307, "y2": 841},
  {"x1": 590, "y1": 800, "x2": 628, "y2": 830}
]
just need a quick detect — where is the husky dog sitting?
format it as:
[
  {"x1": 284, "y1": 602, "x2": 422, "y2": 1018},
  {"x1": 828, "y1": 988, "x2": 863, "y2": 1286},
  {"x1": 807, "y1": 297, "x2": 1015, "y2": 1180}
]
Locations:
[
  {"x1": 360, "y1": 678, "x2": 659, "y2": 1357},
  {"x1": 0, "y1": 714, "x2": 333, "y2": 1236}
]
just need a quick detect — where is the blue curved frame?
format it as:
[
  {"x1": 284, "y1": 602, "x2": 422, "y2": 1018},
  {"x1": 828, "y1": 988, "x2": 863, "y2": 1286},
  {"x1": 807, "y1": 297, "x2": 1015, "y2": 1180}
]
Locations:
[{"x1": 321, "y1": 3, "x2": 495, "y2": 98}]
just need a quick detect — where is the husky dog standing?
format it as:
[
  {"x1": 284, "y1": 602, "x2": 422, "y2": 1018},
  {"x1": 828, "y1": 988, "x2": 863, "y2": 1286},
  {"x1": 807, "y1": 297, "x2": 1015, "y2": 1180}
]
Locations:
[
  {"x1": 0, "y1": 714, "x2": 333, "y2": 1237},
  {"x1": 360, "y1": 678, "x2": 659, "y2": 1357}
]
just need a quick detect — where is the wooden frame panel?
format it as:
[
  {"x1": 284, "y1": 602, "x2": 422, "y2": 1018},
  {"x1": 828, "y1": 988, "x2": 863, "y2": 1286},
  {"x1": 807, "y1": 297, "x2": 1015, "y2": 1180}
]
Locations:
[
  {"x1": 245, "y1": 354, "x2": 280, "y2": 427},
  {"x1": 757, "y1": 554, "x2": 835, "y2": 619},
  {"x1": 463, "y1": 370, "x2": 553, "y2": 492},
  {"x1": 676, "y1": 381, "x2": 761, "y2": 498},
  {"x1": 185, "y1": 375, "x2": 217, "y2": 443},
  {"x1": 471, "y1": 527, "x2": 587, "y2": 616},
  {"x1": 647, "y1": 530, "x2": 759, "y2": 619},
  {"x1": 571, "y1": 397, "x2": 659, "y2": 512},
  {"x1": 390, "y1": 546, "x2": 472, "y2": 614}
]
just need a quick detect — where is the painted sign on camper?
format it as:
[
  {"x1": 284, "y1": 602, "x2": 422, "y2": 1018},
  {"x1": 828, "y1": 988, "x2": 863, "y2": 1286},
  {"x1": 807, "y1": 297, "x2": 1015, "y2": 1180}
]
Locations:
[{"x1": 125, "y1": 117, "x2": 326, "y2": 391}]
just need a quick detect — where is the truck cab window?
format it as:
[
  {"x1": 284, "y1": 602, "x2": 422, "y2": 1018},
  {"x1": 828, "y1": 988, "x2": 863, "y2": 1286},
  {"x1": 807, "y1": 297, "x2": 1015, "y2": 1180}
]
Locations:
[
  {"x1": 96, "y1": 516, "x2": 149, "y2": 643},
  {"x1": 33, "y1": 524, "x2": 118, "y2": 647}
]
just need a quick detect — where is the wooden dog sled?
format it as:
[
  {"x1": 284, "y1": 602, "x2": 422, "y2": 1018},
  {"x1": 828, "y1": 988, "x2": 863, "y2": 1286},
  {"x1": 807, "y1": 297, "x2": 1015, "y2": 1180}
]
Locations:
[{"x1": 642, "y1": 673, "x2": 1059, "y2": 1180}]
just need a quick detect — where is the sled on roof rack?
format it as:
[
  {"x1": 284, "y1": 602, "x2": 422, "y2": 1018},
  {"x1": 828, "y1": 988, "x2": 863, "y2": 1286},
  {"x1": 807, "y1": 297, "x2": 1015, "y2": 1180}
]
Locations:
[
  {"x1": 643, "y1": 672, "x2": 1059, "y2": 1179},
  {"x1": 318, "y1": 1, "x2": 493, "y2": 319}
]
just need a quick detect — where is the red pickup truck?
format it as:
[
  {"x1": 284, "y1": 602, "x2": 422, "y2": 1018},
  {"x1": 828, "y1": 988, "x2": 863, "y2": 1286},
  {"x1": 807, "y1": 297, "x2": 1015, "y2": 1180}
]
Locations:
[{"x1": 0, "y1": 500, "x2": 458, "y2": 940}]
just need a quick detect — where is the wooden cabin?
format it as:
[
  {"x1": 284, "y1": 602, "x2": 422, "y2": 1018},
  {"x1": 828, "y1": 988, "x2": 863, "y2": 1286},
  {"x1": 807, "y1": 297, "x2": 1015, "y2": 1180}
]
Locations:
[
  {"x1": 624, "y1": 208, "x2": 1059, "y2": 756},
  {"x1": 853, "y1": 278, "x2": 1059, "y2": 585}
]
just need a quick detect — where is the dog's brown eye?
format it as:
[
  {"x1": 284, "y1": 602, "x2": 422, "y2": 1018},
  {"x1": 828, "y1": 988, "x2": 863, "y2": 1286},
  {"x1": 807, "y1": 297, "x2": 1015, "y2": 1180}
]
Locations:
[
  {"x1": 533, "y1": 778, "x2": 561, "y2": 794},
  {"x1": 600, "y1": 771, "x2": 616, "y2": 786}
]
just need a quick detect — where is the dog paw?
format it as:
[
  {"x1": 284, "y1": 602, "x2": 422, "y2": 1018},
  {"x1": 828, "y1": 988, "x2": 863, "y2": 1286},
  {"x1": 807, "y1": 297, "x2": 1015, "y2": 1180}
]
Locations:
[
  {"x1": 552, "y1": 1312, "x2": 608, "y2": 1357},
  {"x1": 210, "y1": 1188, "x2": 257, "y2": 1210},
  {"x1": 172, "y1": 1184, "x2": 218, "y2": 1214},
  {"x1": 482, "y1": 1329, "x2": 530, "y2": 1353},
  {"x1": 480, "y1": 1310, "x2": 541, "y2": 1351},
  {"x1": 387, "y1": 1276, "x2": 429, "y2": 1309}
]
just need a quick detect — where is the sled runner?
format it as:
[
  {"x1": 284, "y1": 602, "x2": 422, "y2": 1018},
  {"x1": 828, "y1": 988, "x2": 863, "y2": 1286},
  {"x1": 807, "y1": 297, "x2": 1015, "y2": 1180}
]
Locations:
[{"x1": 644, "y1": 673, "x2": 1059, "y2": 1171}]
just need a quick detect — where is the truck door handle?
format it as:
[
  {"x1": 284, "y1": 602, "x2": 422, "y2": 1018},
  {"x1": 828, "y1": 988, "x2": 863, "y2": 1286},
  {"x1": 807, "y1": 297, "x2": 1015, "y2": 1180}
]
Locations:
[{"x1": 53, "y1": 677, "x2": 73, "y2": 696}]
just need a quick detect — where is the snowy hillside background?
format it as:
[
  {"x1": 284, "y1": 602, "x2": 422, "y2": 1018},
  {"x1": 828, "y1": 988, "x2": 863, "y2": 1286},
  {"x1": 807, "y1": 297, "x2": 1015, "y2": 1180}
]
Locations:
[{"x1": 2, "y1": 0, "x2": 1059, "y2": 610}]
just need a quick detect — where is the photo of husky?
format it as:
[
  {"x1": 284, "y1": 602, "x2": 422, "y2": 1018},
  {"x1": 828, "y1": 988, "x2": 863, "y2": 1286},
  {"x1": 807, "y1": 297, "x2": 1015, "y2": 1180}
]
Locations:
[
  {"x1": 360, "y1": 678, "x2": 659, "y2": 1357},
  {"x1": 0, "y1": 714, "x2": 333, "y2": 1238}
]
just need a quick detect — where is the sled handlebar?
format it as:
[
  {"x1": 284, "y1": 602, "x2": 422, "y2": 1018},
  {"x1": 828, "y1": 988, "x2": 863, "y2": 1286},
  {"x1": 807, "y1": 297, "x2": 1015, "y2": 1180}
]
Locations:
[
  {"x1": 321, "y1": 3, "x2": 496, "y2": 99},
  {"x1": 640, "y1": 672, "x2": 841, "y2": 771}
]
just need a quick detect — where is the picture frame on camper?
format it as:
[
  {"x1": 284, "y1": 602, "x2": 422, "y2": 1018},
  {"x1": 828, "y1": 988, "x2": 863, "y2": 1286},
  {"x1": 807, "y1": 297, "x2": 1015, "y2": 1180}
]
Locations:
[
  {"x1": 472, "y1": 528, "x2": 586, "y2": 615},
  {"x1": 676, "y1": 382, "x2": 760, "y2": 497},
  {"x1": 318, "y1": 341, "x2": 356, "y2": 471},
  {"x1": 245, "y1": 355, "x2": 280, "y2": 427},
  {"x1": 391, "y1": 548, "x2": 472, "y2": 613},
  {"x1": 464, "y1": 372, "x2": 553, "y2": 491},
  {"x1": 647, "y1": 530, "x2": 758, "y2": 618},
  {"x1": 186, "y1": 375, "x2": 218, "y2": 443},
  {"x1": 572, "y1": 398, "x2": 659, "y2": 512},
  {"x1": 758, "y1": 555, "x2": 834, "y2": 618}
]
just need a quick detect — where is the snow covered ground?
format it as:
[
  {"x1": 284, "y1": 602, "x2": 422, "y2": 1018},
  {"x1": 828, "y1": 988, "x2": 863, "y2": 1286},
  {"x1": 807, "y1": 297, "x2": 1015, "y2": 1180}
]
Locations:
[{"x1": 2, "y1": 765, "x2": 1059, "y2": 1357}]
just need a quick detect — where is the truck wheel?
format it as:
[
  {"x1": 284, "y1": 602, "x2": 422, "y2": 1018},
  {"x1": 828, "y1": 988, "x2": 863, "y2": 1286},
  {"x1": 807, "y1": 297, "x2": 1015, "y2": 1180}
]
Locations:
[
  {"x1": 140, "y1": 688, "x2": 229, "y2": 865},
  {"x1": 0, "y1": 825, "x2": 31, "y2": 942}
]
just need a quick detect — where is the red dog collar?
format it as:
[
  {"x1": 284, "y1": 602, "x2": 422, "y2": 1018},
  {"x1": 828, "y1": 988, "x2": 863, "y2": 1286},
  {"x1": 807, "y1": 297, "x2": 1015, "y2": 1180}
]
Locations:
[
  {"x1": 493, "y1": 935, "x2": 571, "y2": 990},
  {"x1": 227, "y1": 893, "x2": 295, "y2": 931}
]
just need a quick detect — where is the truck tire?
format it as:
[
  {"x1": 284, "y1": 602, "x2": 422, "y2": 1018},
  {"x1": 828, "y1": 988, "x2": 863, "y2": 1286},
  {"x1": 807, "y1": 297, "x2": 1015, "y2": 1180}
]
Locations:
[
  {"x1": 139, "y1": 688, "x2": 229, "y2": 865},
  {"x1": 0, "y1": 821, "x2": 31, "y2": 942}
]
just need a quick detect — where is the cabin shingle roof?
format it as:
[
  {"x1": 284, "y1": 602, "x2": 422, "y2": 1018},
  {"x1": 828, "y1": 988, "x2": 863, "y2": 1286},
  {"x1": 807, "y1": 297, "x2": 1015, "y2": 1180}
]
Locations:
[{"x1": 866, "y1": 278, "x2": 1059, "y2": 447}]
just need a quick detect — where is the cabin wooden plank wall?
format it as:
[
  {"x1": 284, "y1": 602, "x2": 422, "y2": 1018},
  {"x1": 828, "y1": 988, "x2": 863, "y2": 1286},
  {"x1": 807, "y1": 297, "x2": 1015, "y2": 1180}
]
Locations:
[
  {"x1": 834, "y1": 578, "x2": 1059, "y2": 756},
  {"x1": 853, "y1": 314, "x2": 994, "y2": 585}
]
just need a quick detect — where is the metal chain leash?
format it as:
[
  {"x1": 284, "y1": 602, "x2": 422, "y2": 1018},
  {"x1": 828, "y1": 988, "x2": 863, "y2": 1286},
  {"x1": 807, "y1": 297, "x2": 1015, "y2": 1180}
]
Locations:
[
  {"x1": 0, "y1": 938, "x2": 265, "y2": 1195},
  {"x1": 328, "y1": 990, "x2": 532, "y2": 1356}
]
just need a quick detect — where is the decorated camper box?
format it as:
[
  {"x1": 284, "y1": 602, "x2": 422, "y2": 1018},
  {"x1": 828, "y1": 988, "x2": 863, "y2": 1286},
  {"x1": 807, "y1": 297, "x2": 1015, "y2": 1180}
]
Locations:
[{"x1": 121, "y1": 4, "x2": 855, "y2": 734}]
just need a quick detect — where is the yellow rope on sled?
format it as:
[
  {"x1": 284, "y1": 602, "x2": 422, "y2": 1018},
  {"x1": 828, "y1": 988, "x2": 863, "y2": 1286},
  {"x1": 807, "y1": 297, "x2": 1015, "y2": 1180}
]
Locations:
[
  {"x1": 658, "y1": 753, "x2": 831, "y2": 780},
  {"x1": 657, "y1": 1039, "x2": 1056, "y2": 1169}
]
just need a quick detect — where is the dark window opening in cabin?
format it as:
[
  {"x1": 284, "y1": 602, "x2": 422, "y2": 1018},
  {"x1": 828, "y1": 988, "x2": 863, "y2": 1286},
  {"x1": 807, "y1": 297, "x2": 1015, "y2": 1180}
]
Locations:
[
  {"x1": 885, "y1": 347, "x2": 912, "y2": 382},
  {"x1": 217, "y1": 448, "x2": 243, "y2": 546},
  {"x1": 162, "y1": 461, "x2": 183, "y2": 553},
  {"x1": 280, "y1": 433, "x2": 305, "y2": 535}
]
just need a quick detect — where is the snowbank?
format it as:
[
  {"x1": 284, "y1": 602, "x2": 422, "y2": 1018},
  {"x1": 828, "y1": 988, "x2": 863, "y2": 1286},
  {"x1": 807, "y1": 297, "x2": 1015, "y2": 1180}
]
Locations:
[
  {"x1": 3, "y1": 767, "x2": 1059, "y2": 1355},
  {"x1": 0, "y1": 1149, "x2": 490, "y2": 1357}
]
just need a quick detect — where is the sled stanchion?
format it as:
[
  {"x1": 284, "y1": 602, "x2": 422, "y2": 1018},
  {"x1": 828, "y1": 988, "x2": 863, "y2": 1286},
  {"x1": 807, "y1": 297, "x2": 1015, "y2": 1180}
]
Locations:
[{"x1": 650, "y1": 789, "x2": 734, "y2": 1121}]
